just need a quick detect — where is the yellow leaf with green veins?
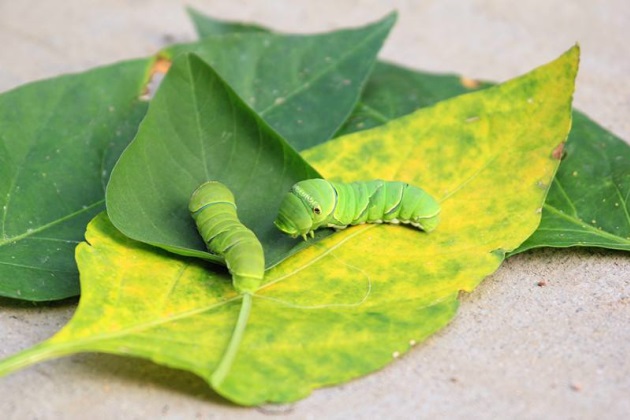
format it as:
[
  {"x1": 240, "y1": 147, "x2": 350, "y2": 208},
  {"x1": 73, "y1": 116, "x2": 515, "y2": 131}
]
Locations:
[{"x1": 0, "y1": 46, "x2": 578, "y2": 405}]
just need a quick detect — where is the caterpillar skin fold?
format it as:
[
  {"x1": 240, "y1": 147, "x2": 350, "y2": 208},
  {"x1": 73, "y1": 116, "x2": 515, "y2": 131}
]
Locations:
[
  {"x1": 189, "y1": 181, "x2": 264, "y2": 294},
  {"x1": 274, "y1": 179, "x2": 441, "y2": 240}
]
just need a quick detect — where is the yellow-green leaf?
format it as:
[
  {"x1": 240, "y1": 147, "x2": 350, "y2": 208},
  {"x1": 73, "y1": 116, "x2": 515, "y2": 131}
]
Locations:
[
  {"x1": 0, "y1": 46, "x2": 578, "y2": 405},
  {"x1": 0, "y1": 213, "x2": 459, "y2": 405}
]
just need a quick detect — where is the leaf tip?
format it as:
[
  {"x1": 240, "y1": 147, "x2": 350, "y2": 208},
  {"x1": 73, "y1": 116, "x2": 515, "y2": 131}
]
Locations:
[
  {"x1": 384, "y1": 9, "x2": 399, "y2": 24},
  {"x1": 364, "y1": 9, "x2": 398, "y2": 32}
]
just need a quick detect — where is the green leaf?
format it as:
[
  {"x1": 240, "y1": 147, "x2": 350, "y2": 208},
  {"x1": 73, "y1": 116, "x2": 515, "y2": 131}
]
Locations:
[
  {"x1": 106, "y1": 53, "x2": 320, "y2": 267},
  {"x1": 335, "y1": 61, "x2": 491, "y2": 138},
  {"x1": 0, "y1": 11, "x2": 393, "y2": 301},
  {"x1": 183, "y1": 9, "x2": 488, "y2": 148},
  {"x1": 165, "y1": 12, "x2": 396, "y2": 150},
  {"x1": 514, "y1": 111, "x2": 630, "y2": 252},
  {"x1": 0, "y1": 213, "x2": 456, "y2": 404},
  {"x1": 0, "y1": 47, "x2": 578, "y2": 405},
  {"x1": 186, "y1": 6, "x2": 270, "y2": 36},
  {"x1": 0, "y1": 59, "x2": 150, "y2": 301}
]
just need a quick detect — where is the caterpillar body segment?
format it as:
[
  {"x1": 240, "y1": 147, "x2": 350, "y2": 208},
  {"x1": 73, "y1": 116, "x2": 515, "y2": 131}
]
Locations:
[
  {"x1": 274, "y1": 179, "x2": 440, "y2": 240},
  {"x1": 189, "y1": 181, "x2": 264, "y2": 294}
]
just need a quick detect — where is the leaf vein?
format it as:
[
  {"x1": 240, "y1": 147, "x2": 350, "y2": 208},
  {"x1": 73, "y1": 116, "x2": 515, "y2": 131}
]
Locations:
[
  {"x1": 439, "y1": 154, "x2": 500, "y2": 202},
  {"x1": 551, "y1": 177, "x2": 578, "y2": 216},
  {"x1": 543, "y1": 203, "x2": 629, "y2": 243},
  {"x1": 257, "y1": 24, "x2": 391, "y2": 117},
  {"x1": 613, "y1": 183, "x2": 630, "y2": 229},
  {"x1": 0, "y1": 200, "x2": 104, "y2": 248},
  {"x1": 260, "y1": 224, "x2": 375, "y2": 290},
  {"x1": 354, "y1": 101, "x2": 390, "y2": 124},
  {"x1": 0, "y1": 259, "x2": 76, "y2": 273}
]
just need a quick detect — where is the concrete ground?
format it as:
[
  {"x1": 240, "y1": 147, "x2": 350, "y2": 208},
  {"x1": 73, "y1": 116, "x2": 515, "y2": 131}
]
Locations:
[{"x1": 1, "y1": 1, "x2": 629, "y2": 418}]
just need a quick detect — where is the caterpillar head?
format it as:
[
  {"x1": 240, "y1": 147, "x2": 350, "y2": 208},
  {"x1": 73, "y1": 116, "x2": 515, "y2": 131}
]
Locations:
[{"x1": 274, "y1": 179, "x2": 336, "y2": 240}]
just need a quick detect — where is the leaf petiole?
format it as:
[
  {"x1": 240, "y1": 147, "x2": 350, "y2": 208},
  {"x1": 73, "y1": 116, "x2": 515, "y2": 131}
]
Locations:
[
  {"x1": 0, "y1": 341, "x2": 77, "y2": 378},
  {"x1": 211, "y1": 292, "x2": 253, "y2": 386}
]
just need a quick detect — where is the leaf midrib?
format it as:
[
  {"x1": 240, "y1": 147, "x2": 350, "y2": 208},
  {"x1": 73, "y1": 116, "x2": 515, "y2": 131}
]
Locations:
[
  {"x1": 50, "y1": 294, "x2": 242, "y2": 349},
  {"x1": 0, "y1": 259, "x2": 77, "y2": 273},
  {"x1": 542, "y1": 203, "x2": 630, "y2": 244},
  {"x1": 0, "y1": 200, "x2": 104, "y2": 248},
  {"x1": 354, "y1": 101, "x2": 390, "y2": 124},
  {"x1": 1, "y1": 83, "x2": 71, "y2": 239},
  {"x1": 613, "y1": 182, "x2": 630, "y2": 229},
  {"x1": 39, "y1": 282, "x2": 454, "y2": 355},
  {"x1": 257, "y1": 23, "x2": 391, "y2": 117}
]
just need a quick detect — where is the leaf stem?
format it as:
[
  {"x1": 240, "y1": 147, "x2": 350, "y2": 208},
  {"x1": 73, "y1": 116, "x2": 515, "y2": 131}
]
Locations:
[
  {"x1": 211, "y1": 292, "x2": 252, "y2": 387},
  {"x1": 0, "y1": 341, "x2": 76, "y2": 378}
]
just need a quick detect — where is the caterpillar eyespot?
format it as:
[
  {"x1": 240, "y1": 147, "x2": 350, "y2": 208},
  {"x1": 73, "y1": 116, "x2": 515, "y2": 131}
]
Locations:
[
  {"x1": 274, "y1": 179, "x2": 440, "y2": 240},
  {"x1": 189, "y1": 181, "x2": 264, "y2": 294}
]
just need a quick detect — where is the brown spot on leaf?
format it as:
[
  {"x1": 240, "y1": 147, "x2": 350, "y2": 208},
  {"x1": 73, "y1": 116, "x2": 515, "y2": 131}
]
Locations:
[
  {"x1": 552, "y1": 142, "x2": 566, "y2": 160},
  {"x1": 152, "y1": 56, "x2": 172, "y2": 75},
  {"x1": 460, "y1": 76, "x2": 481, "y2": 89},
  {"x1": 537, "y1": 280, "x2": 547, "y2": 287},
  {"x1": 140, "y1": 56, "x2": 172, "y2": 100}
]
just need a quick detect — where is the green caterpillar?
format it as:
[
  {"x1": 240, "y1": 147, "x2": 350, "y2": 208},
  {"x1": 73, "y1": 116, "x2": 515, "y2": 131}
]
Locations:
[
  {"x1": 189, "y1": 181, "x2": 264, "y2": 294},
  {"x1": 274, "y1": 179, "x2": 440, "y2": 240}
]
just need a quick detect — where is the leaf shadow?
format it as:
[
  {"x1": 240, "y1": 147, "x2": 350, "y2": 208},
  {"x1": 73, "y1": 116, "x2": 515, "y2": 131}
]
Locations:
[
  {"x1": 510, "y1": 245, "x2": 630, "y2": 261},
  {"x1": 0, "y1": 295, "x2": 79, "y2": 309},
  {"x1": 75, "y1": 353, "x2": 234, "y2": 406}
]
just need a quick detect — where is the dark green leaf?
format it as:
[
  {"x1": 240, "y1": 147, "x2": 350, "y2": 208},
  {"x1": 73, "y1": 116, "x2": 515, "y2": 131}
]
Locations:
[
  {"x1": 0, "y1": 59, "x2": 150, "y2": 301},
  {"x1": 166, "y1": 12, "x2": 396, "y2": 150},
  {"x1": 514, "y1": 112, "x2": 630, "y2": 252},
  {"x1": 184, "y1": 10, "x2": 486, "y2": 148},
  {"x1": 335, "y1": 61, "x2": 490, "y2": 138},
  {"x1": 186, "y1": 6, "x2": 270, "y2": 36},
  {"x1": 106, "y1": 54, "x2": 320, "y2": 267}
]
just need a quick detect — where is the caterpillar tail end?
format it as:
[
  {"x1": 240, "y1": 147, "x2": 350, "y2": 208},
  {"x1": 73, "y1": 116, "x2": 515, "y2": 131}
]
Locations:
[
  {"x1": 416, "y1": 214, "x2": 440, "y2": 233},
  {"x1": 233, "y1": 275, "x2": 261, "y2": 294}
]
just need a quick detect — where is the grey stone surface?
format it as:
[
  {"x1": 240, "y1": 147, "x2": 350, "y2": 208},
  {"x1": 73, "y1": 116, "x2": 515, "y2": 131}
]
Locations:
[{"x1": 1, "y1": 1, "x2": 629, "y2": 418}]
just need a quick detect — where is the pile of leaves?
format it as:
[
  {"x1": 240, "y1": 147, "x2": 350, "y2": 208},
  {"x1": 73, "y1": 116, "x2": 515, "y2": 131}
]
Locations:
[{"x1": 0, "y1": 9, "x2": 628, "y2": 406}]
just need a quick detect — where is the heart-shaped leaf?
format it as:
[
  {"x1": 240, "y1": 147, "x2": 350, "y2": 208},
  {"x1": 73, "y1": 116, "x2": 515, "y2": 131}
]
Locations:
[
  {"x1": 106, "y1": 54, "x2": 321, "y2": 266},
  {"x1": 0, "y1": 59, "x2": 150, "y2": 301},
  {"x1": 0, "y1": 47, "x2": 578, "y2": 405},
  {"x1": 166, "y1": 12, "x2": 396, "y2": 150}
]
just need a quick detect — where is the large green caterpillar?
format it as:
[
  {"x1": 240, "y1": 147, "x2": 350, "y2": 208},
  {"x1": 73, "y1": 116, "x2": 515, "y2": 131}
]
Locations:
[
  {"x1": 274, "y1": 179, "x2": 440, "y2": 240},
  {"x1": 189, "y1": 181, "x2": 264, "y2": 294}
]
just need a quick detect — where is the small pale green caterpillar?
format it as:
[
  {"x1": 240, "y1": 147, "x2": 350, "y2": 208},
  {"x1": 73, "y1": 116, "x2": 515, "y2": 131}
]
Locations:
[
  {"x1": 274, "y1": 179, "x2": 440, "y2": 240},
  {"x1": 189, "y1": 181, "x2": 264, "y2": 294}
]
